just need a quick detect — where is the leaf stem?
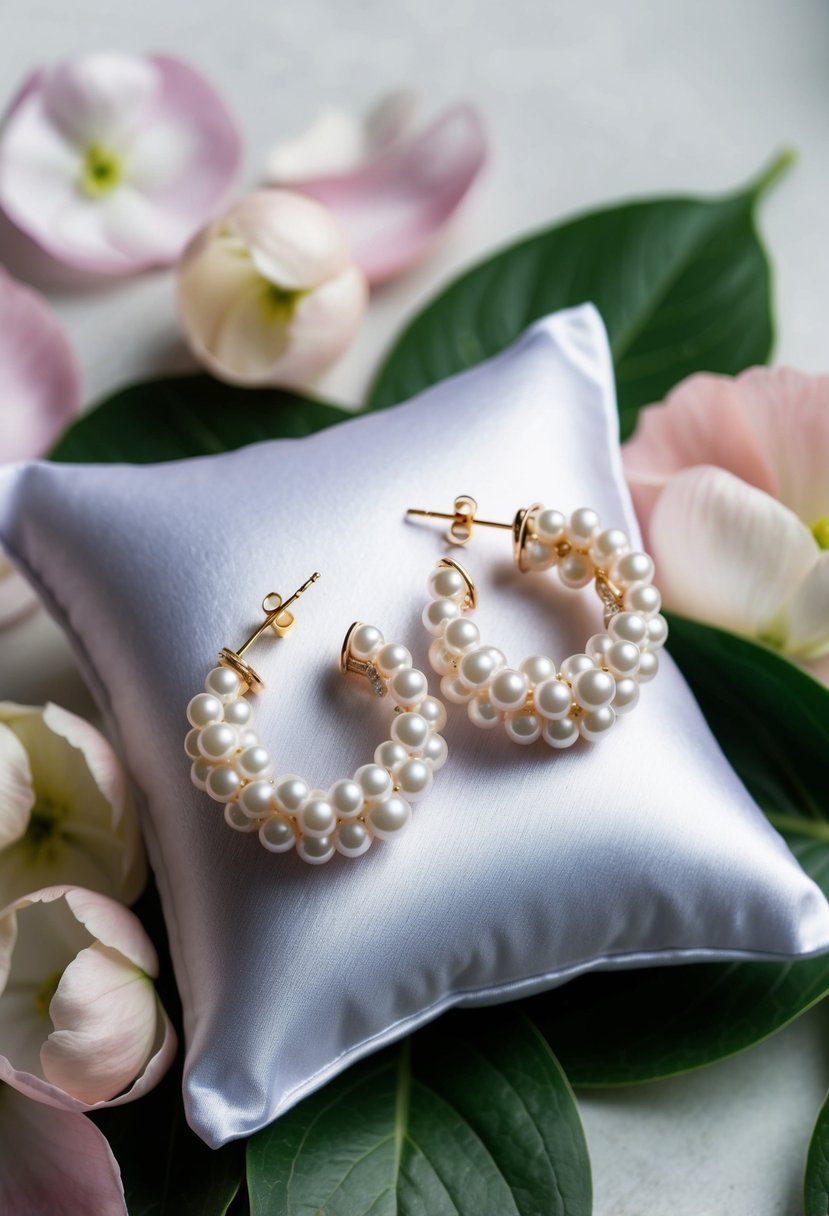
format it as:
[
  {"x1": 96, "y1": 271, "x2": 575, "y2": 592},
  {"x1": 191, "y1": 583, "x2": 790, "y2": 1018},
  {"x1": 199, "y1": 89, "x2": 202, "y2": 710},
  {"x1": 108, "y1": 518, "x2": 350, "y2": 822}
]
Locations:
[
  {"x1": 749, "y1": 147, "x2": 797, "y2": 201},
  {"x1": 766, "y1": 811, "x2": 829, "y2": 842}
]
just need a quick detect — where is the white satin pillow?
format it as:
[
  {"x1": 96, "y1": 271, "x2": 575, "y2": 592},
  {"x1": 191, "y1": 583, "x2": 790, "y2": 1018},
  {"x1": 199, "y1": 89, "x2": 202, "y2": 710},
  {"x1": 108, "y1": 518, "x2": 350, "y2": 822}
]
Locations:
[{"x1": 1, "y1": 305, "x2": 827, "y2": 1148}]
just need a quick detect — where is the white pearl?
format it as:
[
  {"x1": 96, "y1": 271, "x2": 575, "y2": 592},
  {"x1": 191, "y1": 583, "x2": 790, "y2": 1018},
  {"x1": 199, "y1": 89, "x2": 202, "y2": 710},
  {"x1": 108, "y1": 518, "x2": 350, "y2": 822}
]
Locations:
[
  {"x1": 534, "y1": 508, "x2": 566, "y2": 543},
  {"x1": 418, "y1": 696, "x2": 447, "y2": 731},
  {"x1": 427, "y1": 566, "x2": 466, "y2": 602},
  {"x1": 376, "y1": 642, "x2": 413, "y2": 675},
  {"x1": 613, "y1": 677, "x2": 640, "y2": 714},
  {"x1": 274, "y1": 775, "x2": 309, "y2": 814},
  {"x1": 422, "y1": 599, "x2": 460, "y2": 636},
  {"x1": 623, "y1": 582, "x2": 661, "y2": 617},
  {"x1": 647, "y1": 614, "x2": 669, "y2": 650},
  {"x1": 224, "y1": 802, "x2": 259, "y2": 832},
  {"x1": 349, "y1": 624, "x2": 383, "y2": 660},
  {"x1": 205, "y1": 666, "x2": 242, "y2": 702},
  {"x1": 354, "y1": 763, "x2": 394, "y2": 802},
  {"x1": 235, "y1": 745, "x2": 272, "y2": 780},
  {"x1": 483, "y1": 646, "x2": 507, "y2": 671},
  {"x1": 440, "y1": 674, "x2": 473, "y2": 704},
  {"x1": 184, "y1": 728, "x2": 202, "y2": 759},
  {"x1": 608, "y1": 612, "x2": 648, "y2": 646},
  {"x1": 299, "y1": 797, "x2": 337, "y2": 838},
  {"x1": 558, "y1": 553, "x2": 594, "y2": 589},
  {"x1": 190, "y1": 758, "x2": 211, "y2": 790},
  {"x1": 240, "y1": 780, "x2": 276, "y2": 819},
  {"x1": 423, "y1": 733, "x2": 448, "y2": 769},
  {"x1": 329, "y1": 779, "x2": 364, "y2": 818},
  {"x1": 533, "y1": 678, "x2": 573, "y2": 720},
  {"x1": 187, "y1": 693, "x2": 223, "y2": 729},
  {"x1": 238, "y1": 728, "x2": 259, "y2": 750},
  {"x1": 468, "y1": 695, "x2": 501, "y2": 729},
  {"x1": 490, "y1": 668, "x2": 530, "y2": 711},
  {"x1": 206, "y1": 765, "x2": 242, "y2": 803},
  {"x1": 573, "y1": 668, "x2": 616, "y2": 710},
  {"x1": 605, "y1": 640, "x2": 640, "y2": 678},
  {"x1": 297, "y1": 834, "x2": 335, "y2": 865},
  {"x1": 394, "y1": 758, "x2": 433, "y2": 800},
  {"x1": 520, "y1": 654, "x2": 557, "y2": 685},
  {"x1": 390, "y1": 667, "x2": 428, "y2": 708},
  {"x1": 390, "y1": 712, "x2": 430, "y2": 752},
  {"x1": 198, "y1": 723, "x2": 237, "y2": 762},
  {"x1": 459, "y1": 648, "x2": 498, "y2": 690},
  {"x1": 443, "y1": 617, "x2": 480, "y2": 654},
  {"x1": 222, "y1": 698, "x2": 252, "y2": 727},
  {"x1": 568, "y1": 507, "x2": 600, "y2": 544},
  {"x1": 542, "y1": 717, "x2": 579, "y2": 749},
  {"x1": 505, "y1": 711, "x2": 541, "y2": 745},
  {"x1": 335, "y1": 820, "x2": 373, "y2": 858},
  {"x1": 428, "y1": 638, "x2": 456, "y2": 676},
  {"x1": 611, "y1": 551, "x2": 655, "y2": 589},
  {"x1": 579, "y1": 706, "x2": 616, "y2": 741},
  {"x1": 522, "y1": 539, "x2": 556, "y2": 571},
  {"x1": 589, "y1": 528, "x2": 629, "y2": 566},
  {"x1": 559, "y1": 653, "x2": 595, "y2": 681},
  {"x1": 367, "y1": 795, "x2": 411, "y2": 839},
  {"x1": 586, "y1": 633, "x2": 614, "y2": 664},
  {"x1": 259, "y1": 814, "x2": 297, "y2": 853},
  {"x1": 374, "y1": 740, "x2": 409, "y2": 772},
  {"x1": 637, "y1": 651, "x2": 659, "y2": 682}
]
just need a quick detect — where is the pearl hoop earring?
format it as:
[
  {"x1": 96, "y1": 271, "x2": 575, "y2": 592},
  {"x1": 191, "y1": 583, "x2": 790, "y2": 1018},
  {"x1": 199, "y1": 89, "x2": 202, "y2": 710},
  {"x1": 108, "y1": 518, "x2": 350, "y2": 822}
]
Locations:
[
  {"x1": 184, "y1": 574, "x2": 448, "y2": 864},
  {"x1": 407, "y1": 496, "x2": 667, "y2": 749}
]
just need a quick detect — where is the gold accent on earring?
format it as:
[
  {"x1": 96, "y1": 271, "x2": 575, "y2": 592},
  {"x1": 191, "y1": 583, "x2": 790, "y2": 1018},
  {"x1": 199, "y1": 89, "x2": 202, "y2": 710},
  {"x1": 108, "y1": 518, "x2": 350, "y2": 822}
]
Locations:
[
  {"x1": 437, "y1": 556, "x2": 478, "y2": 610},
  {"x1": 219, "y1": 573, "x2": 321, "y2": 694},
  {"x1": 340, "y1": 622, "x2": 386, "y2": 697}
]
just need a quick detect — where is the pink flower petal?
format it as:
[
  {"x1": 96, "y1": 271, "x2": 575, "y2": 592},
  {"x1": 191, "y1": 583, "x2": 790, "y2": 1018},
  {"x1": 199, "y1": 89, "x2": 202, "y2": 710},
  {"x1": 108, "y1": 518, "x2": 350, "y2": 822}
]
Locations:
[
  {"x1": 0, "y1": 1085, "x2": 126, "y2": 1216},
  {"x1": 650, "y1": 466, "x2": 819, "y2": 640},
  {"x1": 778, "y1": 551, "x2": 829, "y2": 659},
  {"x1": 296, "y1": 103, "x2": 488, "y2": 284},
  {"x1": 0, "y1": 267, "x2": 81, "y2": 461},
  {"x1": 230, "y1": 189, "x2": 353, "y2": 289},
  {"x1": 42, "y1": 53, "x2": 158, "y2": 147},
  {"x1": 0, "y1": 722, "x2": 34, "y2": 854}
]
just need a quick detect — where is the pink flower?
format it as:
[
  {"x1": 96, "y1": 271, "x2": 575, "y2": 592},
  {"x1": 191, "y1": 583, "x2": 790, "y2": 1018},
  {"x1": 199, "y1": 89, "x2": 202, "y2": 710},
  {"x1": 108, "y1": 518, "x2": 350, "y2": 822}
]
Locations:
[
  {"x1": 623, "y1": 368, "x2": 829, "y2": 682},
  {"x1": 0, "y1": 51, "x2": 242, "y2": 274},
  {"x1": 176, "y1": 189, "x2": 368, "y2": 387},
  {"x1": 265, "y1": 93, "x2": 488, "y2": 284}
]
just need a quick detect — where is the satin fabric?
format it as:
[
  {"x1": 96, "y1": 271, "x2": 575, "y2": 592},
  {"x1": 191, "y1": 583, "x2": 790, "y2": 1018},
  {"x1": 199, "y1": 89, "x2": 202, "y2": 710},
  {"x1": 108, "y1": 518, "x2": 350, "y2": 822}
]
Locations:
[{"x1": 1, "y1": 305, "x2": 827, "y2": 1147}]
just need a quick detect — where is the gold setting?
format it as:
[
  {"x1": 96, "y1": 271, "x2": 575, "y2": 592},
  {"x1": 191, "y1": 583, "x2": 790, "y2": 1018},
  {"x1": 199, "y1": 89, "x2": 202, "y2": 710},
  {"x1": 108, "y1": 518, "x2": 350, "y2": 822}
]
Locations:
[
  {"x1": 340, "y1": 622, "x2": 387, "y2": 697},
  {"x1": 219, "y1": 573, "x2": 321, "y2": 694}
]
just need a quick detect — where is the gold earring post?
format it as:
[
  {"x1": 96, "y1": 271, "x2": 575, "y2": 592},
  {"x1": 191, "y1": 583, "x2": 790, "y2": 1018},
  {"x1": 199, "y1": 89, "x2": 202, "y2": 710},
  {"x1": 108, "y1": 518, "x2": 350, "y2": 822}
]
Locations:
[
  {"x1": 219, "y1": 572, "x2": 321, "y2": 693},
  {"x1": 405, "y1": 508, "x2": 512, "y2": 531},
  {"x1": 406, "y1": 494, "x2": 513, "y2": 546}
]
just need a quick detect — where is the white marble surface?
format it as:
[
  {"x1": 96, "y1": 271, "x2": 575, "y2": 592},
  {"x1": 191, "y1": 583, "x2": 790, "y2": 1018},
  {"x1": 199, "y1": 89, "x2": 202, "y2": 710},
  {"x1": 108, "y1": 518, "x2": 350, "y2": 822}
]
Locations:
[{"x1": 2, "y1": 0, "x2": 829, "y2": 1211}]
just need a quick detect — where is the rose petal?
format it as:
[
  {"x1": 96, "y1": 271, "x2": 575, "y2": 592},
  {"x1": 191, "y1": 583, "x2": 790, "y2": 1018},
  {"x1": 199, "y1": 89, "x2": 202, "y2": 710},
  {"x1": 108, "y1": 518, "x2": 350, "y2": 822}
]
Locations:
[
  {"x1": 0, "y1": 722, "x2": 34, "y2": 853},
  {"x1": 297, "y1": 103, "x2": 487, "y2": 284},
  {"x1": 0, "y1": 267, "x2": 82, "y2": 461},
  {"x1": 0, "y1": 1085, "x2": 126, "y2": 1216},
  {"x1": 777, "y1": 551, "x2": 829, "y2": 658},
  {"x1": 650, "y1": 466, "x2": 820, "y2": 640}
]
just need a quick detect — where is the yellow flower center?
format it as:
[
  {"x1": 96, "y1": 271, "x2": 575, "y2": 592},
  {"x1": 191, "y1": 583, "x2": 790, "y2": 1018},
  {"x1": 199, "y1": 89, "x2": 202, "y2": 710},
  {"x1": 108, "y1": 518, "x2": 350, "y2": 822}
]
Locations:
[
  {"x1": 79, "y1": 143, "x2": 122, "y2": 198},
  {"x1": 25, "y1": 797, "x2": 67, "y2": 854},
  {"x1": 262, "y1": 282, "x2": 306, "y2": 322},
  {"x1": 812, "y1": 517, "x2": 829, "y2": 550},
  {"x1": 33, "y1": 969, "x2": 62, "y2": 1020}
]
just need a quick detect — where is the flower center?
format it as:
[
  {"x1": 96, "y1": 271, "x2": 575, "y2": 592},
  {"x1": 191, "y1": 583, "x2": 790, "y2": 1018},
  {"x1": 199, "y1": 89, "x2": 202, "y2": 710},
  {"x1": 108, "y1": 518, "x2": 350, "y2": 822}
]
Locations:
[
  {"x1": 79, "y1": 143, "x2": 122, "y2": 198},
  {"x1": 33, "y1": 969, "x2": 62, "y2": 1020},
  {"x1": 262, "y1": 282, "x2": 306, "y2": 322},
  {"x1": 25, "y1": 797, "x2": 68, "y2": 852},
  {"x1": 812, "y1": 517, "x2": 829, "y2": 550}
]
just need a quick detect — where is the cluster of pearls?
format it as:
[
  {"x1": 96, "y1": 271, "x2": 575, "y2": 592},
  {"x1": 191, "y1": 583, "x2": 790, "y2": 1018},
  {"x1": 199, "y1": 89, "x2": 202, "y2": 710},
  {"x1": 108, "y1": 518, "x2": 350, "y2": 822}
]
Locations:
[
  {"x1": 185, "y1": 625, "x2": 447, "y2": 864},
  {"x1": 423, "y1": 506, "x2": 667, "y2": 748}
]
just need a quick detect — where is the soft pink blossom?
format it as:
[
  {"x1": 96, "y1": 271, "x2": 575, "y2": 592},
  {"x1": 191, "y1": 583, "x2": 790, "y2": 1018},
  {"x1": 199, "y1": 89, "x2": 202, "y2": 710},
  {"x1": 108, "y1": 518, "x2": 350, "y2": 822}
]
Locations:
[
  {"x1": 623, "y1": 367, "x2": 829, "y2": 679},
  {"x1": 265, "y1": 95, "x2": 487, "y2": 284},
  {"x1": 176, "y1": 188, "x2": 368, "y2": 387},
  {"x1": 0, "y1": 51, "x2": 242, "y2": 274}
]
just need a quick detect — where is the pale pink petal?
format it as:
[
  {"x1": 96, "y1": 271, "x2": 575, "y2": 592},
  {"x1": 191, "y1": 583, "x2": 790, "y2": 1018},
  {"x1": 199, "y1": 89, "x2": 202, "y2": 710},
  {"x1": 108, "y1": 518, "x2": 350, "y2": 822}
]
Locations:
[
  {"x1": 42, "y1": 53, "x2": 158, "y2": 146},
  {"x1": 229, "y1": 189, "x2": 352, "y2": 289},
  {"x1": 777, "y1": 551, "x2": 829, "y2": 658},
  {"x1": 61, "y1": 888, "x2": 157, "y2": 975},
  {"x1": 298, "y1": 103, "x2": 488, "y2": 284},
  {"x1": 650, "y1": 466, "x2": 819, "y2": 640},
  {"x1": 0, "y1": 1085, "x2": 126, "y2": 1216},
  {"x1": 269, "y1": 266, "x2": 368, "y2": 386},
  {"x1": 176, "y1": 231, "x2": 261, "y2": 362},
  {"x1": 41, "y1": 704, "x2": 125, "y2": 822},
  {"x1": 0, "y1": 267, "x2": 82, "y2": 461},
  {"x1": 0, "y1": 722, "x2": 34, "y2": 853}
]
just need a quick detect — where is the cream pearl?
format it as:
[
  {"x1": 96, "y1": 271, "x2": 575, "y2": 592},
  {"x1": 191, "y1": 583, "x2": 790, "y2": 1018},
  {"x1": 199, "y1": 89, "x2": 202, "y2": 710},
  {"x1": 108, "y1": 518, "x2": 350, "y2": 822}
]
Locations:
[
  {"x1": 579, "y1": 706, "x2": 616, "y2": 741},
  {"x1": 235, "y1": 745, "x2": 272, "y2": 780},
  {"x1": 206, "y1": 765, "x2": 242, "y2": 803},
  {"x1": 224, "y1": 802, "x2": 260, "y2": 832},
  {"x1": 190, "y1": 758, "x2": 211, "y2": 790},
  {"x1": 586, "y1": 633, "x2": 614, "y2": 664},
  {"x1": 418, "y1": 696, "x2": 447, "y2": 731},
  {"x1": 374, "y1": 740, "x2": 409, "y2": 772},
  {"x1": 572, "y1": 668, "x2": 616, "y2": 710},
  {"x1": 422, "y1": 598, "x2": 460, "y2": 635},
  {"x1": 187, "y1": 693, "x2": 224, "y2": 729},
  {"x1": 542, "y1": 717, "x2": 579, "y2": 749},
  {"x1": 589, "y1": 528, "x2": 629, "y2": 566},
  {"x1": 335, "y1": 820, "x2": 373, "y2": 858},
  {"x1": 611, "y1": 551, "x2": 655, "y2": 588},
  {"x1": 184, "y1": 728, "x2": 202, "y2": 759},
  {"x1": 367, "y1": 795, "x2": 411, "y2": 839},
  {"x1": 423, "y1": 733, "x2": 448, "y2": 770},
  {"x1": 490, "y1": 669, "x2": 530, "y2": 711},
  {"x1": 534, "y1": 508, "x2": 566, "y2": 543},
  {"x1": 520, "y1": 654, "x2": 557, "y2": 685},
  {"x1": 623, "y1": 582, "x2": 661, "y2": 617},
  {"x1": 612, "y1": 677, "x2": 640, "y2": 714},
  {"x1": 443, "y1": 617, "x2": 480, "y2": 654},
  {"x1": 329, "y1": 778, "x2": 365, "y2": 818},
  {"x1": 428, "y1": 565, "x2": 466, "y2": 602},
  {"x1": 376, "y1": 642, "x2": 413, "y2": 675},
  {"x1": 297, "y1": 834, "x2": 335, "y2": 865},
  {"x1": 198, "y1": 723, "x2": 237, "y2": 761},
  {"x1": 223, "y1": 698, "x2": 252, "y2": 727},
  {"x1": 637, "y1": 651, "x2": 659, "y2": 682},
  {"x1": 238, "y1": 728, "x2": 259, "y2": 751},
  {"x1": 349, "y1": 624, "x2": 383, "y2": 661},
  {"x1": 394, "y1": 759, "x2": 433, "y2": 801},
  {"x1": 558, "y1": 553, "x2": 594, "y2": 589},
  {"x1": 240, "y1": 780, "x2": 276, "y2": 819},
  {"x1": 522, "y1": 539, "x2": 556, "y2": 572},
  {"x1": 354, "y1": 763, "x2": 393, "y2": 802},
  {"x1": 608, "y1": 612, "x2": 648, "y2": 647},
  {"x1": 505, "y1": 711, "x2": 541, "y2": 745},
  {"x1": 390, "y1": 667, "x2": 428, "y2": 708},
  {"x1": 390, "y1": 712, "x2": 430, "y2": 752},
  {"x1": 605, "y1": 640, "x2": 640, "y2": 678},
  {"x1": 299, "y1": 798, "x2": 337, "y2": 838},
  {"x1": 647, "y1": 615, "x2": 669, "y2": 650},
  {"x1": 440, "y1": 674, "x2": 473, "y2": 704},
  {"x1": 428, "y1": 638, "x2": 456, "y2": 675},
  {"x1": 482, "y1": 646, "x2": 507, "y2": 671},
  {"x1": 568, "y1": 507, "x2": 600, "y2": 544},
  {"x1": 559, "y1": 653, "x2": 595, "y2": 681},
  {"x1": 274, "y1": 775, "x2": 309, "y2": 814},
  {"x1": 259, "y1": 814, "x2": 297, "y2": 853},
  {"x1": 205, "y1": 666, "x2": 242, "y2": 703},
  {"x1": 468, "y1": 695, "x2": 501, "y2": 729},
  {"x1": 459, "y1": 648, "x2": 498, "y2": 690},
  {"x1": 533, "y1": 678, "x2": 573, "y2": 720}
]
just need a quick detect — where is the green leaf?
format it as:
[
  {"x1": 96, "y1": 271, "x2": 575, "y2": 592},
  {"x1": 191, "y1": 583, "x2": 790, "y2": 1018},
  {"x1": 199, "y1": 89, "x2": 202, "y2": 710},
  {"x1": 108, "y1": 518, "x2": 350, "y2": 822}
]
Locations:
[
  {"x1": 50, "y1": 374, "x2": 349, "y2": 464},
  {"x1": 805, "y1": 1084, "x2": 829, "y2": 1216},
  {"x1": 368, "y1": 152, "x2": 793, "y2": 437},
  {"x1": 246, "y1": 1008, "x2": 591, "y2": 1216}
]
